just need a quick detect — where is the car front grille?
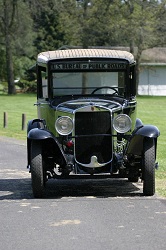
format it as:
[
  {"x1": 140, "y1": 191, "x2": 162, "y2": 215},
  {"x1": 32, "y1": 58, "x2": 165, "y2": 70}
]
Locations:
[{"x1": 75, "y1": 111, "x2": 112, "y2": 164}]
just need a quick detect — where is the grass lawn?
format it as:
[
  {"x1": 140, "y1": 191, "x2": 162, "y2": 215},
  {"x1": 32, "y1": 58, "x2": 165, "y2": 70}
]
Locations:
[
  {"x1": 0, "y1": 94, "x2": 165, "y2": 197},
  {"x1": 137, "y1": 96, "x2": 166, "y2": 197},
  {"x1": 0, "y1": 93, "x2": 37, "y2": 140}
]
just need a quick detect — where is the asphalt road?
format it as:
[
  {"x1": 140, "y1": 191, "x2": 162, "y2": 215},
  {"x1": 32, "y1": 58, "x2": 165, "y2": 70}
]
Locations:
[{"x1": 0, "y1": 136, "x2": 166, "y2": 250}]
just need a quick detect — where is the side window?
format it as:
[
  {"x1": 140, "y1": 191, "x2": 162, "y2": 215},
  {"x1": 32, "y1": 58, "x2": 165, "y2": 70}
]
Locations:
[
  {"x1": 118, "y1": 72, "x2": 125, "y2": 95},
  {"x1": 130, "y1": 65, "x2": 136, "y2": 96},
  {"x1": 42, "y1": 71, "x2": 48, "y2": 98},
  {"x1": 37, "y1": 66, "x2": 48, "y2": 98}
]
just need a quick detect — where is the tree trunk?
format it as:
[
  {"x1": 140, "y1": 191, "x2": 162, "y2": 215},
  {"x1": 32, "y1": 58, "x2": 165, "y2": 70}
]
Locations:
[
  {"x1": 4, "y1": 0, "x2": 16, "y2": 94},
  {"x1": 6, "y1": 34, "x2": 15, "y2": 94},
  {"x1": 82, "y1": 0, "x2": 89, "y2": 49},
  {"x1": 130, "y1": 40, "x2": 134, "y2": 55},
  {"x1": 135, "y1": 45, "x2": 143, "y2": 96}
]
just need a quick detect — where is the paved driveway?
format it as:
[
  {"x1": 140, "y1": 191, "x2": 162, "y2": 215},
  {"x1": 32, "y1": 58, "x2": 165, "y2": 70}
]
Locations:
[{"x1": 0, "y1": 136, "x2": 166, "y2": 250}]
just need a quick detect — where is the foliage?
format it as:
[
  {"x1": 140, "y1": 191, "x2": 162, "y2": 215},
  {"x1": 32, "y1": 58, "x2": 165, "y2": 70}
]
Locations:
[
  {"x1": 155, "y1": 0, "x2": 166, "y2": 46},
  {"x1": 0, "y1": 47, "x2": 6, "y2": 81},
  {"x1": 58, "y1": 0, "x2": 166, "y2": 93},
  {"x1": 117, "y1": 0, "x2": 162, "y2": 91},
  {"x1": 0, "y1": 0, "x2": 166, "y2": 93},
  {"x1": 16, "y1": 80, "x2": 37, "y2": 93},
  {"x1": 59, "y1": 0, "x2": 122, "y2": 47},
  {"x1": 33, "y1": 1, "x2": 65, "y2": 52},
  {"x1": 0, "y1": 0, "x2": 35, "y2": 94}
]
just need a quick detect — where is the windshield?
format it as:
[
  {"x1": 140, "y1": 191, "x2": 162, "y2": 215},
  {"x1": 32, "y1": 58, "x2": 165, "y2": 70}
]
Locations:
[{"x1": 51, "y1": 71, "x2": 125, "y2": 96}]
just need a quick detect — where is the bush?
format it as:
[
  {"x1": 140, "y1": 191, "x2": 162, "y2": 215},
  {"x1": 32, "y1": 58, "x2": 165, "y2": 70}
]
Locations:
[
  {"x1": 17, "y1": 79, "x2": 37, "y2": 93},
  {"x1": 0, "y1": 81, "x2": 8, "y2": 93},
  {"x1": 0, "y1": 83, "x2": 4, "y2": 92}
]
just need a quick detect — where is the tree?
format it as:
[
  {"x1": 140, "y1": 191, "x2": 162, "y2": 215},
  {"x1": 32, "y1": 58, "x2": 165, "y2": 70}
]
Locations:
[
  {"x1": 59, "y1": 0, "x2": 117, "y2": 48},
  {"x1": 0, "y1": 0, "x2": 35, "y2": 94},
  {"x1": 58, "y1": 0, "x2": 165, "y2": 94},
  {"x1": 120, "y1": 0, "x2": 163, "y2": 93},
  {"x1": 0, "y1": 46, "x2": 6, "y2": 82},
  {"x1": 32, "y1": 1, "x2": 65, "y2": 52},
  {"x1": 0, "y1": 0, "x2": 165, "y2": 95},
  {"x1": 0, "y1": 0, "x2": 16, "y2": 94},
  {"x1": 59, "y1": 0, "x2": 90, "y2": 48},
  {"x1": 155, "y1": 0, "x2": 166, "y2": 46}
]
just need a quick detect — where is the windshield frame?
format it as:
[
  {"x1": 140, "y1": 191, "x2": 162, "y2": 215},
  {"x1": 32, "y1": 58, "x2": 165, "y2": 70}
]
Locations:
[{"x1": 48, "y1": 59, "x2": 129, "y2": 98}]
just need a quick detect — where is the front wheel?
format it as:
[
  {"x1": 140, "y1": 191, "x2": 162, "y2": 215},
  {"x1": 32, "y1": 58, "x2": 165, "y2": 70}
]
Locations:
[
  {"x1": 142, "y1": 138, "x2": 155, "y2": 196},
  {"x1": 31, "y1": 141, "x2": 45, "y2": 198}
]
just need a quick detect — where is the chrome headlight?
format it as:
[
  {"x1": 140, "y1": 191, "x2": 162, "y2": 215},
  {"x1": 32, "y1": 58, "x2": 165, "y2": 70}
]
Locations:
[
  {"x1": 55, "y1": 116, "x2": 73, "y2": 135},
  {"x1": 113, "y1": 114, "x2": 132, "y2": 133}
]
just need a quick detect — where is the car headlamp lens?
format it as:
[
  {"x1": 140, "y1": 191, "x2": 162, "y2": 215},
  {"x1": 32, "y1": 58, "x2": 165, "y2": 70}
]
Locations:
[
  {"x1": 55, "y1": 116, "x2": 73, "y2": 135},
  {"x1": 113, "y1": 114, "x2": 132, "y2": 133}
]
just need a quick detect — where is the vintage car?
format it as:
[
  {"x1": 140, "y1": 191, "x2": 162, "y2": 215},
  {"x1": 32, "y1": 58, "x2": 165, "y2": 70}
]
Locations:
[{"x1": 27, "y1": 48, "x2": 160, "y2": 198}]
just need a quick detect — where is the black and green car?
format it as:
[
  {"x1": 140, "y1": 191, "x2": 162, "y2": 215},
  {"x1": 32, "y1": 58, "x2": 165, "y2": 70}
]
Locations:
[{"x1": 27, "y1": 48, "x2": 160, "y2": 198}]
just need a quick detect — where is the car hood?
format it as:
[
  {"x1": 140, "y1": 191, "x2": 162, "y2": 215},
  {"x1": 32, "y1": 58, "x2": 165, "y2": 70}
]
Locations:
[{"x1": 55, "y1": 98, "x2": 124, "y2": 113}]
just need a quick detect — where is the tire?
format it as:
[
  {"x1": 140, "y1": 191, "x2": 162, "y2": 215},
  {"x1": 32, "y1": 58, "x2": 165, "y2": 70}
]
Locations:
[
  {"x1": 31, "y1": 141, "x2": 44, "y2": 198},
  {"x1": 142, "y1": 138, "x2": 155, "y2": 196}
]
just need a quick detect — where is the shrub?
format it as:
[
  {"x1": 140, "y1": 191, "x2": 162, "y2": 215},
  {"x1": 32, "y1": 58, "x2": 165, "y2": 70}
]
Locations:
[{"x1": 17, "y1": 79, "x2": 37, "y2": 93}]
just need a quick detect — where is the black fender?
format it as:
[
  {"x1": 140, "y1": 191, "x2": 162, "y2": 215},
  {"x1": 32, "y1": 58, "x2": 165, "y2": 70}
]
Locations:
[
  {"x1": 135, "y1": 118, "x2": 143, "y2": 128},
  {"x1": 27, "y1": 119, "x2": 47, "y2": 167},
  {"x1": 126, "y1": 119, "x2": 160, "y2": 155},
  {"x1": 27, "y1": 128, "x2": 67, "y2": 168},
  {"x1": 27, "y1": 119, "x2": 46, "y2": 133},
  {"x1": 28, "y1": 128, "x2": 53, "y2": 140},
  {"x1": 134, "y1": 125, "x2": 160, "y2": 138}
]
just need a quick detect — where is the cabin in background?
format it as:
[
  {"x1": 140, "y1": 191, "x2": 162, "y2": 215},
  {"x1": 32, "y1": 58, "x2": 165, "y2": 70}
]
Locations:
[{"x1": 138, "y1": 48, "x2": 166, "y2": 96}]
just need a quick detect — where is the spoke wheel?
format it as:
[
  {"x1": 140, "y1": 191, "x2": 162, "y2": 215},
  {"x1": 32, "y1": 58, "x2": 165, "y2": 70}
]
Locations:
[
  {"x1": 31, "y1": 141, "x2": 45, "y2": 198},
  {"x1": 143, "y1": 138, "x2": 155, "y2": 196}
]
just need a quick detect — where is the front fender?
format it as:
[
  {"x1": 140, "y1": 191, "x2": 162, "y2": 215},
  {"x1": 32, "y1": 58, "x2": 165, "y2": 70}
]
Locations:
[
  {"x1": 134, "y1": 125, "x2": 160, "y2": 138},
  {"x1": 28, "y1": 128, "x2": 53, "y2": 140},
  {"x1": 126, "y1": 125, "x2": 159, "y2": 156},
  {"x1": 27, "y1": 128, "x2": 67, "y2": 167},
  {"x1": 27, "y1": 119, "x2": 46, "y2": 134}
]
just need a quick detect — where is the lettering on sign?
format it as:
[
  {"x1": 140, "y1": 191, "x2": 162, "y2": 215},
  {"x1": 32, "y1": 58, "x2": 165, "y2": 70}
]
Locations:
[{"x1": 50, "y1": 63, "x2": 126, "y2": 70}]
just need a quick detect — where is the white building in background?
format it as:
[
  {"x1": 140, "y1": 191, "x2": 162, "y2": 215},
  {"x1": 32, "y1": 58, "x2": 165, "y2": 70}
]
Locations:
[{"x1": 138, "y1": 63, "x2": 166, "y2": 96}]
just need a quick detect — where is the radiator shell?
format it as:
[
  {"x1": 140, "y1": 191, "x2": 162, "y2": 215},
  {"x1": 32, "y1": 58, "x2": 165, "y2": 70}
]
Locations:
[{"x1": 74, "y1": 111, "x2": 112, "y2": 165}]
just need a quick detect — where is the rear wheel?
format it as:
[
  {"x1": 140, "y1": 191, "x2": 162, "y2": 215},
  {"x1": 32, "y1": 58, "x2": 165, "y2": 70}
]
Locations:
[
  {"x1": 142, "y1": 138, "x2": 155, "y2": 196},
  {"x1": 31, "y1": 141, "x2": 45, "y2": 198}
]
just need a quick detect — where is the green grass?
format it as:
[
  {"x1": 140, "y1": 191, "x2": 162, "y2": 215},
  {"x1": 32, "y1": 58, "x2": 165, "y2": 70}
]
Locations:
[
  {"x1": 0, "y1": 94, "x2": 165, "y2": 197},
  {"x1": 137, "y1": 96, "x2": 166, "y2": 197},
  {"x1": 0, "y1": 93, "x2": 37, "y2": 140}
]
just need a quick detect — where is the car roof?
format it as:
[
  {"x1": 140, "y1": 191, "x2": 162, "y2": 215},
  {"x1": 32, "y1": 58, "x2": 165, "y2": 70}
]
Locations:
[{"x1": 37, "y1": 49, "x2": 135, "y2": 64}]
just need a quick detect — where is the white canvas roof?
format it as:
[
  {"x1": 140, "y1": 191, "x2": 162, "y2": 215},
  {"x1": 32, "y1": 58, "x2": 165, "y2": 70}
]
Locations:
[{"x1": 37, "y1": 49, "x2": 135, "y2": 64}]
